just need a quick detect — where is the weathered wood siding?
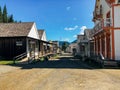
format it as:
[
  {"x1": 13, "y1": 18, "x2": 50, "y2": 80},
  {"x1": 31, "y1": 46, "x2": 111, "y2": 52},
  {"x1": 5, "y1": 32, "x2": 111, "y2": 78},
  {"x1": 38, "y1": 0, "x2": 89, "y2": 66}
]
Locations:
[{"x1": 0, "y1": 37, "x2": 26, "y2": 59}]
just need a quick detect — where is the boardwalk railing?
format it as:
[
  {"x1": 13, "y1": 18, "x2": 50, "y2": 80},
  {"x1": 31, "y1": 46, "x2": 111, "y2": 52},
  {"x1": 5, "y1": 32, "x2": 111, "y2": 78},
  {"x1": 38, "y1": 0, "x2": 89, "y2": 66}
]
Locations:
[{"x1": 13, "y1": 52, "x2": 27, "y2": 64}]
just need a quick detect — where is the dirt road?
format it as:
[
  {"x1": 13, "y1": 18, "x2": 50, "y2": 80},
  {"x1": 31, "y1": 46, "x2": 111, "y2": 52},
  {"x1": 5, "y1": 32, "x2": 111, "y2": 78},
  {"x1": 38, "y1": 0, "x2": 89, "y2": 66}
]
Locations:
[{"x1": 0, "y1": 53, "x2": 120, "y2": 90}]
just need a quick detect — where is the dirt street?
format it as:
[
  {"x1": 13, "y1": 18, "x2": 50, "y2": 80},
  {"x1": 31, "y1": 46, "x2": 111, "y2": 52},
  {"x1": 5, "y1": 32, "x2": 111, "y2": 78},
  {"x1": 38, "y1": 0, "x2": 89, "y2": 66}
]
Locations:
[{"x1": 0, "y1": 53, "x2": 120, "y2": 90}]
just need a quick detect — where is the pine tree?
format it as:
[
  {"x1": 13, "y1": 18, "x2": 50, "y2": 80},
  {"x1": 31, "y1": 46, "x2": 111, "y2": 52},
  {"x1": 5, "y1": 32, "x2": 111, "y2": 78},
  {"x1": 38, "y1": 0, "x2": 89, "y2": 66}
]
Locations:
[
  {"x1": 0, "y1": 6, "x2": 3, "y2": 22},
  {"x1": 8, "y1": 14, "x2": 14, "y2": 23},
  {"x1": 3, "y1": 5, "x2": 8, "y2": 23}
]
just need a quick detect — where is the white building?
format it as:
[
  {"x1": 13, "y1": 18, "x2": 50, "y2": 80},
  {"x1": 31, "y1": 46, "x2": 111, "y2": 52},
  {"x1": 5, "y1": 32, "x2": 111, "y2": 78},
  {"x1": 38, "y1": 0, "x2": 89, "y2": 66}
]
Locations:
[
  {"x1": 92, "y1": 0, "x2": 120, "y2": 60},
  {"x1": 66, "y1": 40, "x2": 78, "y2": 55},
  {"x1": 77, "y1": 29, "x2": 94, "y2": 57}
]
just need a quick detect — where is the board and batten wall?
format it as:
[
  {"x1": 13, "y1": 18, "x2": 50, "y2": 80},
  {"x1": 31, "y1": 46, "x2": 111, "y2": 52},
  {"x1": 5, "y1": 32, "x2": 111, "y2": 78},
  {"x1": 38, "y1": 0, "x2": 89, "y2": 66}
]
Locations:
[{"x1": 0, "y1": 37, "x2": 26, "y2": 59}]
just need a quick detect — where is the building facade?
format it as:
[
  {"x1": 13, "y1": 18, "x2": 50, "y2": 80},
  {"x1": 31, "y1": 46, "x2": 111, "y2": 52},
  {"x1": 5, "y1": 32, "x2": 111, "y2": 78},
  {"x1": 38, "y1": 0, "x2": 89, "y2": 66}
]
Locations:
[
  {"x1": 0, "y1": 22, "x2": 40, "y2": 59},
  {"x1": 66, "y1": 41, "x2": 78, "y2": 55},
  {"x1": 0, "y1": 22, "x2": 56, "y2": 60},
  {"x1": 77, "y1": 29, "x2": 94, "y2": 57},
  {"x1": 92, "y1": 0, "x2": 120, "y2": 60}
]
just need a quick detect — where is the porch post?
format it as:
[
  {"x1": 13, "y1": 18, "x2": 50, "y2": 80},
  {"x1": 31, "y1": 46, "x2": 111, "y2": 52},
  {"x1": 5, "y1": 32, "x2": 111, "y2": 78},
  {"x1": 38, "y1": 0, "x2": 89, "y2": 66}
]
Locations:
[
  {"x1": 104, "y1": 33, "x2": 107, "y2": 58},
  {"x1": 26, "y1": 38, "x2": 29, "y2": 58},
  {"x1": 100, "y1": 35, "x2": 102, "y2": 55},
  {"x1": 96, "y1": 37, "x2": 98, "y2": 55},
  {"x1": 94, "y1": 37, "x2": 96, "y2": 55}
]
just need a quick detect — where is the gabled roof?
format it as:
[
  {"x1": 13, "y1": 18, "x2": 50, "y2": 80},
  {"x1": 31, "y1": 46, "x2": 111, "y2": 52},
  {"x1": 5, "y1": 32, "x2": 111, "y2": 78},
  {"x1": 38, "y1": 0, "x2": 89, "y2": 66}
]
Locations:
[
  {"x1": 38, "y1": 29, "x2": 44, "y2": 39},
  {"x1": 0, "y1": 22, "x2": 34, "y2": 37}
]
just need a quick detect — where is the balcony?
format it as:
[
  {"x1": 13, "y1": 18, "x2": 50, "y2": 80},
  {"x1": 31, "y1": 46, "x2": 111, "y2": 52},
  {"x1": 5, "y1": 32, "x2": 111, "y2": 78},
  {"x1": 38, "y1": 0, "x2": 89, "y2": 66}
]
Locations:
[
  {"x1": 93, "y1": 8, "x2": 103, "y2": 21},
  {"x1": 104, "y1": 18, "x2": 112, "y2": 27},
  {"x1": 93, "y1": 21, "x2": 103, "y2": 35},
  {"x1": 92, "y1": 18, "x2": 112, "y2": 36}
]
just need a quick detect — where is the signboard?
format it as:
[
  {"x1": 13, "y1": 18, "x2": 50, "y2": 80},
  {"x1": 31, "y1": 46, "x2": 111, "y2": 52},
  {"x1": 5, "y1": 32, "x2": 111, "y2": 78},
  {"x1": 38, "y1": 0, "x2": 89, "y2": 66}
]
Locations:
[
  {"x1": 30, "y1": 41, "x2": 35, "y2": 44},
  {"x1": 16, "y1": 41, "x2": 23, "y2": 46}
]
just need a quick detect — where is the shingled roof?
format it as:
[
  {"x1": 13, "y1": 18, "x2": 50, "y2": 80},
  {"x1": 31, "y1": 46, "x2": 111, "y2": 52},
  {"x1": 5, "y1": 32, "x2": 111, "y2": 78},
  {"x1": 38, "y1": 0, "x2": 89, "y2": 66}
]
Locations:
[
  {"x1": 38, "y1": 30, "x2": 44, "y2": 39},
  {"x1": 0, "y1": 22, "x2": 34, "y2": 37}
]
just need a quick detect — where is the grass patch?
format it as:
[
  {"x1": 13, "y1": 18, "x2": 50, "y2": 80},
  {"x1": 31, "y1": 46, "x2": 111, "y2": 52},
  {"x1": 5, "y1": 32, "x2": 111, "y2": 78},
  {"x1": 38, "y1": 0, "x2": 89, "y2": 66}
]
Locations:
[
  {"x1": 52, "y1": 54, "x2": 59, "y2": 59},
  {"x1": 39, "y1": 57, "x2": 45, "y2": 62},
  {"x1": 0, "y1": 60, "x2": 14, "y2": 65},
  {"x1": 39, "y1": 56, "x2": 48, "y2": 62}
]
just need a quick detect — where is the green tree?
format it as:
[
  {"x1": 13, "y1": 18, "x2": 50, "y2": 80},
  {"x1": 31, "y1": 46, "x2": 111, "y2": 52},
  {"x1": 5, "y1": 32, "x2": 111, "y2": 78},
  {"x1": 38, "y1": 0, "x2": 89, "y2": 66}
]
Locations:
[
  {"x1": 62, "y1": 42, "x2": 68, "y2": 52},
  {"x1": 3, "y1": 5, "x2": 8, "y2": 23},
  {"x1": 0, "y1": 6, "x2": 3, "y2": 22},
  {"x1": 8, "y1": 14, "x2": 14, "y2": 23}
]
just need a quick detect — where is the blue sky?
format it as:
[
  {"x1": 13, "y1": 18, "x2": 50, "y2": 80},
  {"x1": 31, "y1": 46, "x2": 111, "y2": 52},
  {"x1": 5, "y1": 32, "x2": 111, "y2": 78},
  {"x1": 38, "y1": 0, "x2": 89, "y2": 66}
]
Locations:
[{"x1": 0, "y1": 0, "x2": 95, "y2": 42}]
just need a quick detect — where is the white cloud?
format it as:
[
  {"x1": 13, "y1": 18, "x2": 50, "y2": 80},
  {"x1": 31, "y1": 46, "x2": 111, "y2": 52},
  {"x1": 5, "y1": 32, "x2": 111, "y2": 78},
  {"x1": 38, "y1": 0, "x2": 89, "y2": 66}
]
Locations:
[
  {"x1": 73, "y1": 35, "x2": 77, "y2": 38},
  {"x1": 80, "y1": 26, "x2": 87, "y2": 35},
  {"x1": 64, "y1": 25, "x2": 78, "y2": 31},
  {"x1": 66, "y1": 6, "x2": 71, "y2": 11}
]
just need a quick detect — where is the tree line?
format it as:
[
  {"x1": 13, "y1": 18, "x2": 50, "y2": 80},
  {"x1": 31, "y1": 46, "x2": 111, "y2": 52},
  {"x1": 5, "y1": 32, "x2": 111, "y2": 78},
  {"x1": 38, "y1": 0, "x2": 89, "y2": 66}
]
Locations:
[{"x1": 0, "y1": 5, "x2": 15, "y2": 23}]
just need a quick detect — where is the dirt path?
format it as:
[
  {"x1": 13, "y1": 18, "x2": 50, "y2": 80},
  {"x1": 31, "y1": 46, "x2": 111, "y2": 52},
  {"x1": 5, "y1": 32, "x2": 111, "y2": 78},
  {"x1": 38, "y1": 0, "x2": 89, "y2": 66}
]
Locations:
[{"x1": 0, "y1": 54, "x2": 120, "y2": 90}]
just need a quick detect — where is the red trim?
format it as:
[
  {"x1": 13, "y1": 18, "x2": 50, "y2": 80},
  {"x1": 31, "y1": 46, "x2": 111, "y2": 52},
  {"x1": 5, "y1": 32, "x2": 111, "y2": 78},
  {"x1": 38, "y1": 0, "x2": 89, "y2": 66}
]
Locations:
[
  {"x1": 114, "y1": 28, "x2": 120, "y2": 30},
  {"x1": 111, "y1": 5, "x2": 115, "y2": 60},
  {"x1": 112, "y1": 4, "x2": 120, "y2": 6},
  {"x1": 105, "y1": 0, "x2": 115, "y2": 7}
]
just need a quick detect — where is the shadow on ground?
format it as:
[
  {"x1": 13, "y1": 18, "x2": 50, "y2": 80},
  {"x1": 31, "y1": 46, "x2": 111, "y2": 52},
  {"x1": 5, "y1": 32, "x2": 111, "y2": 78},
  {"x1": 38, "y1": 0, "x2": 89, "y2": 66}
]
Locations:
[
  {"x1": 9, "y1": 55, "x2": 120, "y2": 70},
  {"x1": 9, "y1": 56, "x2": 91, "y2": 69}
]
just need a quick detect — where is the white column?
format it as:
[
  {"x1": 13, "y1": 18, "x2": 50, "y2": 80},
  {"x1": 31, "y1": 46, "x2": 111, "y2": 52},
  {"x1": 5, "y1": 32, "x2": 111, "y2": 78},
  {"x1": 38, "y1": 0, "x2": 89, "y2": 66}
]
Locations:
[
  {"x1": 94, "y1": 38, "x2": 96, "y2": 55},
  {"x1": 96, "y1": 37, "x2": 98, "y2": 55},
  {"x1": 26, "y1": 38, "x2": 30, "y2": 57},
  {"x1": 100, "y1": 35, "x2": 102, "y2": 54},
  {"x1": 88, "y1": 41, "x2": 90, "y2": 57}
]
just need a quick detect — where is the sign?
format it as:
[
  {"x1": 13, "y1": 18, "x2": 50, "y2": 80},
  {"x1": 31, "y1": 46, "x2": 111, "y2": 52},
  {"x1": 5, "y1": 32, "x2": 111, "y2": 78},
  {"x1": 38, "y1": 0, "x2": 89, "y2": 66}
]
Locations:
[
  {"x1": 30, "y1": 41, "x2": 35, "y2": 44},
  {"x1": 16, "y1": 41, "x2": 23, "y2": 46}
]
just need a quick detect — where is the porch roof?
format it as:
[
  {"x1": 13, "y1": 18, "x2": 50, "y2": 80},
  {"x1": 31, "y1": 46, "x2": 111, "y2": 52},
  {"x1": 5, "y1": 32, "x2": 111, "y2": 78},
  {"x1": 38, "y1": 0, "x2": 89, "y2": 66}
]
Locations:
[{"x1": 40, "y1": 40, "x2": 57, "y2": 45}]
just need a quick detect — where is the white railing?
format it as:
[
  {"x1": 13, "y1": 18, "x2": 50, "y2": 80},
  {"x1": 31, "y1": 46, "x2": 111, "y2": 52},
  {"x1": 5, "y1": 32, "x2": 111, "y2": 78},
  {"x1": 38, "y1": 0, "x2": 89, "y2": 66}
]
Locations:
[
  {"x1": 94, "y1": 21, "x2": 103, "y2": 31},
  {"x1": 96, "y1": 9, "x2": 101, "y2": 15},
  {"x1": 92, "y1": 18, "x2": 112, "y2": 36}
]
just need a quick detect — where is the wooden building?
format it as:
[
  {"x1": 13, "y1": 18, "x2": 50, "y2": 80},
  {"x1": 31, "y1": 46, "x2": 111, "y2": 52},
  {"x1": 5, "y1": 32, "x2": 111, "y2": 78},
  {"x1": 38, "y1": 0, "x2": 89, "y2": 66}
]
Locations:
[
  {"x1": 77, "y1": 29, "x2": 94, "y2": 57},
  {"x1": 0, "y1": 22, "x2": 40, "y2": 59},
  {"x1": 0, "y1": 23, "x2": 59, "y2": 60}
]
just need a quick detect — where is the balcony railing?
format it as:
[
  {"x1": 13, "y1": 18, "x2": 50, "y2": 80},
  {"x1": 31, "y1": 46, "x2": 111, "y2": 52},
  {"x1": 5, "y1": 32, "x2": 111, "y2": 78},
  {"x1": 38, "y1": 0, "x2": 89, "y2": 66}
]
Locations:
[
  {"x1": 96, "y1": 9, "x2": 101, "y2": 15},
  {"x1": 92, "y1": 18, "x2": 112, "y2": 36},
  {"x1": 104, "y1": 18, "x2": 112, "y2": 27},
  {"x1": 93, "y1": 7, "x2": 103, "y2": 21}
]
